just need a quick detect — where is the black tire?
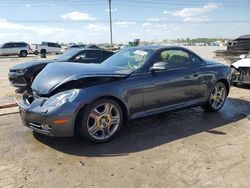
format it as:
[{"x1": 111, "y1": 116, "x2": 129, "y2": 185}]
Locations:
[
  {"x1": 34, "y1": 51, "x2": 39, "y2": 55},
  {"x1": 77, "y1": 99, "x2": 123, "y2": 143},
  {"x1": 40, "y1": 49, "x2": 46, "y2": 58},
  {"x1": 20, "y1": 50, "x2": 28, "y2": 57},
  {"x1": 202, "y1": 82, "x2": 228, "y2": 112}
]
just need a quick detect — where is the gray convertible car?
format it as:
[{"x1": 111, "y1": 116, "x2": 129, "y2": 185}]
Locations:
[{"x1": 18, "y1": 46, "x2": 232, "y2": 143}]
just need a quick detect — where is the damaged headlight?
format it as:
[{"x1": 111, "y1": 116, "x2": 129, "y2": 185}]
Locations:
[{"x1": 42, "y1": 89, "x2": 79, "y2": 108}]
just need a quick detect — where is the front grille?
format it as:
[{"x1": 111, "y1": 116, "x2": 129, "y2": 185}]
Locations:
[{"x1": 9, "y1": 77, "x2": 26, "y2": 85}]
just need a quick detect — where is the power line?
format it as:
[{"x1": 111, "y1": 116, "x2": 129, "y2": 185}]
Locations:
[{"x1": 1, "y1": 19, "x2": 249, "y2": 23}]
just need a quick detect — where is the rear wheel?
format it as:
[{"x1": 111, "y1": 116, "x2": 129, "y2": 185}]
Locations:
[
  {"x1": 77, "y1": 99, "x2": 123, "y2": 143},
  {"x1": 202, "y1": 82, "x2": 227, "y2": 111},
  {"x1": 20, "y1": 50, "x2": 28, "y2": 57}
]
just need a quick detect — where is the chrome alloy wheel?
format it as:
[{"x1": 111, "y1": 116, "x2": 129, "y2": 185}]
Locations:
[
  {"x1": 87, "y1": 103, "x2": 121, "y2": 141},
  {"x1": 209, "y1": 82, "x2": 227, "y2": 110}
]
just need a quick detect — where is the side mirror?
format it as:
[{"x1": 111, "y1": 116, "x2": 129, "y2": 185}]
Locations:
[
  {"x1": 239, "y1": 54, "x2": 246, "y2": 59},
  {"x1": 150, "y1": 62, "x2": 167, "y2": 72}
]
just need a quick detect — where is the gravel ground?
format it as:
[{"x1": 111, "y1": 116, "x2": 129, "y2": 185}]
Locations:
[{"x1": 1, "y1": 46, "x2": 250, "y2": 188}]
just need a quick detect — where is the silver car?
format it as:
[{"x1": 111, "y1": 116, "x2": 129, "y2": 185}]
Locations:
[{"x1": 0, "y1": 42, "x2": 32, "y2": 57}]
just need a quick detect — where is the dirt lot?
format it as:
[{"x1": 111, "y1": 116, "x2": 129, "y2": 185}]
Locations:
[{"x1": 0, "y1": 47, "x2": 250, "y2": 187}]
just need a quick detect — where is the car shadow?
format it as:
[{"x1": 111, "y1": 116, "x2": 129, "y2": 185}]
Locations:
[
  {"x1": 233, "y1": 84, "x2": 250, "y2": 89},
  {"x1": 34, "y1": 97, "x2": 250, "y2": 157},
  {"x1": 0, "y1": 55, "x2": 37, "y2": 59}
]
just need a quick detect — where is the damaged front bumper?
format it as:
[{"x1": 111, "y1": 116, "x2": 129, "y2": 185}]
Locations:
[{"x1": 17, "y1": 94, "x2": 80, "y2": 137}]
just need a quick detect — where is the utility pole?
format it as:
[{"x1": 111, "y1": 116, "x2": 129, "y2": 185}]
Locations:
[{"x1": 108, "y1": 0, "x2": 113, "y2": 46}]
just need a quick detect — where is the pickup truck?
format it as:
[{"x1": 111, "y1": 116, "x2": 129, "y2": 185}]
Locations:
[{"x1": 35, "y1": 42, "x2": 61, "y2": 56}]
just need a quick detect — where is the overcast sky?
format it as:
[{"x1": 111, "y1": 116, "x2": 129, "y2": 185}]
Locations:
[{"x1": 0, "y1": 0, "x2": 249, "y2": 44}]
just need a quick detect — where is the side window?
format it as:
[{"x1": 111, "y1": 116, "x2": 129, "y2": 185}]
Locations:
[
  {"x1": 21, "y1": 43, "x2": 28, "y2": 47},
  {"x1": 3, "y1": 43, "x2": 13, "y2": 48},
  {"x1": 102, "y1": 51, "x2": 113, "y2": 59},
  {"x1": 158, "y1": 49, "x2": 191, "y2": 67},
  {"x1": 85, "y1": 51, "x2": 102, "y2": 58},
  {"x1": 15, "y1": 43, "x2": 26, "y2": 47},
  {"x1": 190, "y1": 53, "x2": 204, "y2": 65},
  {"x1": 12, "y1": 43, "x2": 18, "y2": 48},
  {"x1": 74, "y1": 52, "x2": 87, "y2": 61},
  {"x1": 48, "y1": 43, "x2": 55, "y2": 47}
]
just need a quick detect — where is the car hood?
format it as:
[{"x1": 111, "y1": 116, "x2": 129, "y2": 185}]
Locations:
[
  {"x1": 231, "y1": 58, "x2": 250, "y2": 69},
  {"x1": 32, "y1": 62, "x2": 132, "y2": 95},
  {"x1": 205, "y1": 59, "x2": 224, "y2": 65},
  {"x1": 10, "y1": 60, "x2": 55, "y2": 70}
]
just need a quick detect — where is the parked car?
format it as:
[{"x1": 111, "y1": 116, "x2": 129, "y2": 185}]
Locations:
[
  {"x1": 17, "y1": 46, "x2": 232, "y2": 143},
  {"x1": 61, "y1": 44, "x2": 86, "y2": 53},
  {"x1": 35, "y1": 42, "x2": 61, "y2": 56},
  {"x1": 9, "y1": 49, "x2": 114, "y2": 92},
  {"x1": 227, "y1": 35, "x2": 250, "y2": 51},
  {"x1": 60, "y1": 44, "x2": 101, "y2": 53},
  {"x1": 231, "y1": 52, "x2": 250, "y2": 84},
  {"x1": 0, "y1": 42, "x2": 32, "y2": 57}
]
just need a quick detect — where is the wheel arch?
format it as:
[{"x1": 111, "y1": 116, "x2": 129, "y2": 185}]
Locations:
[
  {"x1": 74, "y1": 95, "x2": 129, "y2": 135},
  {"x1": 20, "y1": 50, "x2": 28, "y2": 54},
  {"x1": 216, "y1": 78, "x2": 230, "y2": 95},
  {"x1": 40, "y1": 49, "x2": 46, "y2": 53}
]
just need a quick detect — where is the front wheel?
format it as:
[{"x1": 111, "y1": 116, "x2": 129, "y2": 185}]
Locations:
[
  {"x1": 202, "y1": 82, "x2": 227, "y2": 112},
  {"x1": 78, "y1": 99, "x2": 123, "y2": 143}
]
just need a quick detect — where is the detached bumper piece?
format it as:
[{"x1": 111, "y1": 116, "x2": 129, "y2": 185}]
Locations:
[
  {"x1": 233, "y1": 67, "x2": 250, "y2": 84},
  {"x1": 28, "y1": 122, "x2": 53, "y2": 136}
]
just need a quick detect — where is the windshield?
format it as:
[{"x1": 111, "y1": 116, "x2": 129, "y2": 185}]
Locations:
[
  {"x1": 102, "y1": 48, "x2": 153, "y2": 70},
  {"x1": 54, "y1": 50, "x2": 79, "y2": 61}
]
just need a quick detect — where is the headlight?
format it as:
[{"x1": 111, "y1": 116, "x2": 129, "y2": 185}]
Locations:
[
  {"x1": 42, "y1": 89, "x2": 79, "y2": 108},
  {"x1": 16, "y1": 69, "x2": 28, "y2": 74}
]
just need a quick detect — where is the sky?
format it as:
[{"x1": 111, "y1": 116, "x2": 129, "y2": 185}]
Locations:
[{"x1": 0, "y1": 0, "x2": 249, "y2": 44}]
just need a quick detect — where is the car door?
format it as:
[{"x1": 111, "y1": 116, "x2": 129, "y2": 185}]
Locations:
[
  {"x1": 54, "y1": 43, "x2": 61, "y2": 53},
  {"x1": 1, "y1": 43, "x2": 13, "y2": 55},
  {"x1": 142, "y1": 49, "x2": 205, "y2": 112},
  {"x1": 47, "y1": 43, "x2": 55, "y2": 53},
  {"x1": 13, "y1": 43, "x2": 21, "y2": 55}
]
